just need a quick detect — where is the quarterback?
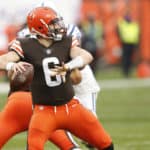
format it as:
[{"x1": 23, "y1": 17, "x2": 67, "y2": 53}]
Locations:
[{"x1": 0, "y1": 6, "x2": 113, "y2": 150}]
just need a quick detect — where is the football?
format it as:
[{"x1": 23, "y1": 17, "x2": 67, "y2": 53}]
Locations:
[{"x1": 8, "y1": 64, "x2": 34, "y2": 86}]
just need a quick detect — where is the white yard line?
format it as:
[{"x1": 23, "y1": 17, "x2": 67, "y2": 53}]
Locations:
[
  {"x1": 0, "y1": 82, "x2": 9, "y2": 93},
  {"x1": 99, "y1": 78, "x2": 150, "y2": 90},
  {"x1": 0, "y1": 78, "x2": 150, "y2": 94}
]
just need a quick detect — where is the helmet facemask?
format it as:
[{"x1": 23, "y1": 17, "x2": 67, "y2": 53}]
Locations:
[
  {"x1": 47, "y1": 17, "x2": 67, "y2": 41},
  {"x1": 37, "y1": 16, "x2": 67, "y2": 41}
]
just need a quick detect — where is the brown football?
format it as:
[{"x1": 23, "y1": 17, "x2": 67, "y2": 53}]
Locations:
[{"x1": 8, "y1": 64, "x2": 34, "y2": 87}]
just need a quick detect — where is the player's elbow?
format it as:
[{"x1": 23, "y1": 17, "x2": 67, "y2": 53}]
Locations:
[
  {"x1": 85, "y1": 52, "x2": 93, "y2": 65},
  {"x1": 89, "y1": 53, "x2": 94, "y2": 62}
]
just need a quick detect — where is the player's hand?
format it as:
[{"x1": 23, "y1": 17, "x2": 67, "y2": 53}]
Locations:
[
  {"x1": 8, "y1": 63, "x2": 34, "y2": 84},
  {"x1": 11, "y1": 62, "x2": 33, "y2": 79},
  {"x1": 50, "y1": 63, "x2": 69, "y2": 76},
  {"x1": 50, "y1": 63, "x2": 69, "y2": 83},
  {"x1": 7, "y1": 61, "x2": 33, "y2": 80}
]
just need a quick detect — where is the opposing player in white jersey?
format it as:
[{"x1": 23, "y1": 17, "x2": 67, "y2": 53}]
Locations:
[{"x1": 67, "y1": 24, "x2": 100, "y2": 115}]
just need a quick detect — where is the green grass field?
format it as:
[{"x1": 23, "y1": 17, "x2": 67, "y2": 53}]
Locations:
[
  {"x1": 1, "y1": 86, "x2": 150, "y2": 150},
  {"x1": 0, "y1": 67, "x2": 150, "y2": 150}
]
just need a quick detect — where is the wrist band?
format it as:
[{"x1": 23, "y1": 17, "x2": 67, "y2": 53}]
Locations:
[
  {"x1": 66, "y1": 56, "x2": 84, "y2": 70},
  {"x1": 6, "y1": 62, "x2": 15, "y2": 71}
]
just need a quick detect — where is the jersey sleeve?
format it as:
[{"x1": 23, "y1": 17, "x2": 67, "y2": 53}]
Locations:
[
  {"x1": 17, "y1": 27, "x2": 30, "y2": 38},
  {"x1": 67, "y1": 24, "x2": 82, "y2": 39},
  {"x1": 8, "y1": 39, "x2": 24, "y2": 59},
  {"x1": 67, "y1": 24, "x2": 82, "y2": 47}
]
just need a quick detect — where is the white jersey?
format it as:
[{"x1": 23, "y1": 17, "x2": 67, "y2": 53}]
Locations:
[
  {"x1": 73, "y1": 65, "x2": 100, "y2": 95},
  {"x1": 67, "y1": 24, "x2": 100, "y2": 113},
  {"x1": 17, "y1": 27, "x2": 30, "y2": 38},
  {"x1": 67, "y1": 24, "x2": 81, "y2": 40},
  {"x1": 67, "y1": 24, "x2": 100, "y2": 94}
]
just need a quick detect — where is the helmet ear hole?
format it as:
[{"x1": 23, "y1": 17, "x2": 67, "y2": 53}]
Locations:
[{"x1": 38, "y1": 26, "x2": 43, "y2": 31}]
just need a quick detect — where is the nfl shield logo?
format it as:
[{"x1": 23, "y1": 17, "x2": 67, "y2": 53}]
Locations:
[{"x1": 46, "y1": 49, "x2": 52, "y2": 55}]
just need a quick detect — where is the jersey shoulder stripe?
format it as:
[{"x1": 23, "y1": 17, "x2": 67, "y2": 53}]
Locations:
[{"x1": 9, "y1": 40, "x2": 24, "y2": 58}]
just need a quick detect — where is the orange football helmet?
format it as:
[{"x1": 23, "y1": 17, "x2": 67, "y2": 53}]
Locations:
[{"x1": 27, "y1": 7, "x2": 66, "y2": 41}]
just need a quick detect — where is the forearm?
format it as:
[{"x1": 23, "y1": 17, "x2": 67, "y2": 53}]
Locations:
[
  {"x1": 0, "y1": 57, "x2": 11, "y2": 71},
  {"x1": 69, "y1": 47, "x2": 93, "y2": 70},
  {"x1": 48, "y1": 47, "x2": 93, "y2": 77},
  {"x1": 78, "y1": 50, "x2": 93, "y2": 66},
  {"x1": 66, "y1": 55, "x2": 93, "y2": 71},
  {"x1": 0, "y1": 51, "x2": 20, "y2": 70}
]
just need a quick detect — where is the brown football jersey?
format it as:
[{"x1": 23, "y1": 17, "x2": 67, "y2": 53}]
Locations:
[{"x1": 10, "y1": 36, "x2": 74, "y2": 106}]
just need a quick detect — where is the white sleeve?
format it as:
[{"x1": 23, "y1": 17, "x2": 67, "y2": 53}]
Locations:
[
  {"x1": 67, "y1": 24, "x2": 82, "y2": 41},
  {"x1": 17, "y1": 27, "x2": 30, "y2": 38},
  {"x1": 73, "y1": 65, "x2": 100, "y2": 94}
]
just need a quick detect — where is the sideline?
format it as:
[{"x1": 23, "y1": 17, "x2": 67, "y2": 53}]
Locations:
[{"x1": 0, "y1": 78, "x2": 150, "y2": 94}]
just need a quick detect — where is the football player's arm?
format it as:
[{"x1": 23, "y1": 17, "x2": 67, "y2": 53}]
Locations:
[
  {"x1": 70, "y1": 46, "x2": 93, "y2": 65},
  {"x1": 0, "y1": 39, "x2": 32, "y2": 73},
  {"x1": 66, "y1": 26, "x2": 92, "y2": 70},
  {"x1": 63, "y1": 46, "x2": 93, "y2": 71},
  {"x1": 0, "y1": 51, "x2": 20, "y2": 70},
  {"x1": 0, "y1": 51, "x2": 30, "y2": 73},
  {"x1": 50, "y1": 37, "x2": 93, "y2": 76},
  {"x1": 51, "y1": 46, "x2": 93, "y2": 76}
]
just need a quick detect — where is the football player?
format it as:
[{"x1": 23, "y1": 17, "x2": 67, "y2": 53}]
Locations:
[
  {"x1": 17, "y1": 0, "x2": 100, "y2": 118},
  {"x1": 1, "y1": 1, "x2": 100, "y2": 149},
  {"x1": 18, "y1": 2, "x2": 100, "y2": 148},
  {"x1": 0, "y1": 7, "x2": 114, "y2": 150},
  {"x1": 17, "y1": 9, "x2": 100, "y2": 149}
]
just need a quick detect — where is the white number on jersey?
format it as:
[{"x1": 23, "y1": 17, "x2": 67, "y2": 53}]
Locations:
[{"x1": 42, "y1": 57, "x2": 63, "y2": 87}]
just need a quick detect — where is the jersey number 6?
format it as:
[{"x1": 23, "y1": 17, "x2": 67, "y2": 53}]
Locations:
[{"x1": 42, "y1": 57, "x2": 63, "y2": 87}]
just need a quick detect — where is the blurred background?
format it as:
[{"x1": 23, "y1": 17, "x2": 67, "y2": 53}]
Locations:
[
  {"x1": 0, "y1": 0, "x2": 150, "y2": 149},
  {"x1": 0, "y1": 0, "x2": 150, "y2": 78}
]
